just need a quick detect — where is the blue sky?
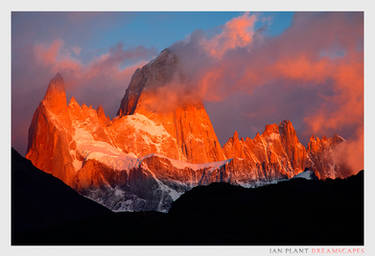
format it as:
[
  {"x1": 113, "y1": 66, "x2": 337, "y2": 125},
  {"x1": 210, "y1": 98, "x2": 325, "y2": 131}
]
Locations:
[
  {"x1": 12, "y1": 12, "x2": 294, "y2": 64},
  {"x1": 86, "y1": 12, "x2": 294, "y2": 51}
]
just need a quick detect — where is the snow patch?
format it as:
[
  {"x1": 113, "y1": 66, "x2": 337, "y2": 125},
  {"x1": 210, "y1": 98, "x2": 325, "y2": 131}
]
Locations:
[
  {"x1": 186, "y1": 134, "x2": 204, "y2": 143},
  {"x1": 267, "y1": 132, "x2": 280, "y2": 141},
  {"x1": 125, "y1": 113, "x2": 171, "y2": 138},
  {"x1": 292, "y1": 170, "x2": 316, "y2": 180},
  {"x1": 85, "y1": 151, "x2": 140, "y2": 172},
  {"x1": 141, "y1": 153, "x2": 232, "y2": 172},
  {"x1": 72, "y1": 123, "x2": 140, "y2": 172}
]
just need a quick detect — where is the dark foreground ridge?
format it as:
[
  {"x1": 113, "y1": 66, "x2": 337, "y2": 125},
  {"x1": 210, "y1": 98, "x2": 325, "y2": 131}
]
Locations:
[{"x1": 12, "y1": 148, "x2": 363, "y2": 245}]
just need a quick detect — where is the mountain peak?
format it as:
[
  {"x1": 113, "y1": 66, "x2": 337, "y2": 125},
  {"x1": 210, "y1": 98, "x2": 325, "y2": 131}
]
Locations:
[
  {"x1": 233, "y1": 130, "x2": 239, "y2": 141},
  {"x1": 52, "y1": 72, "x2": 63, "y2": 83},
  {"x1": 69, "y1": 96, "x2": 79, "y2": 107},
  {"x1": 279, "y1": 120, "x2": 292, "y2": 129},
  {"x1": 278, "y1": 120, "x2": 298, "y2": 141},
  {"x1": 117, "y1": 48, "x2": 180, "y2": 116},
  {"x1": 96, "y1": 105, "x2": 107, "y2": 121},
  {"x1": 96, "y1": 105, "x2": 104, "y2": 114},
  {"x1": 45, "y1": 72, "x2": 65, "y2": 95},
  {"x1": 332, "y1": 134, "x2": 345, "y2": 143},
  {"x1": 264, "y1": 124, "x2": 279, "y2": 134},
  {"x1": 43, "y1": 73, "x2": 67, "y2": 111}
]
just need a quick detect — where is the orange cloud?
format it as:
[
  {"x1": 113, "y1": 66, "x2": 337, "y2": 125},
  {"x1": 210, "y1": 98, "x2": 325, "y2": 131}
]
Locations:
[
  {"x1": 332, "y1": 129, "x2": 364, "y2": 175},
  {"x1": 201, "y1": 13, "x2": 257, "y2": 58}
]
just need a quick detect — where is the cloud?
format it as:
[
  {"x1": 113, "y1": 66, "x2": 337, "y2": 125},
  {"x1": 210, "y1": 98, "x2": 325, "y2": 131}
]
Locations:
[
  {"x1": 200, "y1": 13, "x2": 257, "y2": 58},
  {"x1": 30, "y1": 39, "x2": 157, "y2": 94},
  {"x1": 332, "y1": 129, "x2": 364, "y2": 176},
  {"x1": 72, "y1": 46, "x2": 81, "y2": 56}
]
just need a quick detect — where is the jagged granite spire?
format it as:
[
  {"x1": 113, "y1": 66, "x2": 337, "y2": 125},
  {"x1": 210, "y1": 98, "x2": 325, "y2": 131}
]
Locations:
[
  {"x1": 117, "y1": 48, "x2": 179, "y2": 116},
  {"x1": 43, "y1": 72, "x2": 67, "y2": 112}
]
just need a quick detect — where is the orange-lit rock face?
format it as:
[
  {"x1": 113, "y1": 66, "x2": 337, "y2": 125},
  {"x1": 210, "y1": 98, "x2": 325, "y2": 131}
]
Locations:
[
  {"x1": 117, "y1": 49, "x2": 226, "y2": 164},
  {"x1": 26, "y1": 73, "x2": 76, "y2": 186},
  {"x1": 26, "y1": 50, "x2": 356, "y2": 212},
  {"x1": 307, "y1": 135, "x2": 350, "y2": 179},
  {"x1": 222, "y1": 121, "x2": 352, "y2": 181},
  {"x1": 223, "y1": 120, "x2": 308, "y2": 179},
  {"x1": 26, "y1": 53, "x2": 228, "y2": 211}
]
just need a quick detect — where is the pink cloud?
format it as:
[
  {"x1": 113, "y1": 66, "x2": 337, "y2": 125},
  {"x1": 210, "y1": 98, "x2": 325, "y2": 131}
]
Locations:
[
  {"x1": 72, "y1": 46, "x2": 81, "y2": 56},
  {"x1": 201, "y1": 13, "x2": 257, "y2": 58}
]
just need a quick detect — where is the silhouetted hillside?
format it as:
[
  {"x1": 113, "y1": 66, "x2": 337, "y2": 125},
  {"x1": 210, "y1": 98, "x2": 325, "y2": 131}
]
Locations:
[
  {"x1": 11, "y1": 148, "x2": 110, "y2": 243},
  {"x1": 11, "y1": 148, "x2": 363, "y2": 245},
  {"x1": 169, "y1": 171, "x2": 364, "y2": 245}
]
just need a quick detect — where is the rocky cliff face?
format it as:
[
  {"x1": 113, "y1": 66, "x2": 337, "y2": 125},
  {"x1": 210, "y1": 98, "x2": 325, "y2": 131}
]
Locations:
[
  {"x1": 26, "y1": 73, "x2": 76, "y2": 186},
  {"x1": 223, "y1": 121, "x2": 309, "y2": 181},
  {"x1": 26, "y1": 49, "x2": 356, "y2": 212},
  {"x1": 26, "y1": 66, "x2": 230, "y2": 212},
  {"x1": 307, "y1": 135, "x2": 351, "y2": 179},
  {"x1": 117, "y1": 49, "x2": 225, "y2": 163}
]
